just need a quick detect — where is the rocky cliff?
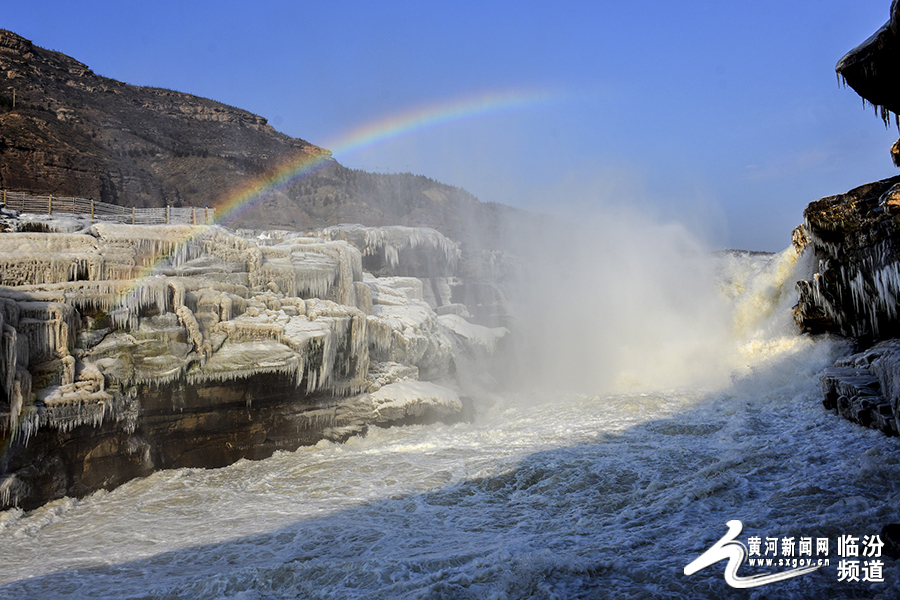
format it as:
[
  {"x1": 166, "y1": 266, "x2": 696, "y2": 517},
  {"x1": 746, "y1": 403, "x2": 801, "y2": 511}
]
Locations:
[
  {"x1": 0, "y1": 27, "x2": 528, "y2": 510},
  {"x1": 794, "y1": 1, "x2": 900, "y2": 435},
  {"x1": 795, "y1": 0, "x2": 900, "y2": 341},
  {"x1": 0, "y1": 29, "x2": 529, "y2": 256},
  {"x1": 0, "y1": 30, "x2": 323, "y2": 209}
]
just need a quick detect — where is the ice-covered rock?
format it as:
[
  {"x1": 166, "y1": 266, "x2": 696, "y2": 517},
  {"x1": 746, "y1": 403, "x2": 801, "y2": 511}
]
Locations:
[
  {"x1": 438, "y1": 313, "x2": 510, "y2": 392},
  {"x1": 793, "y1": 176, "x2": 900, "y2": 340},
  {"x1": 438, "y1": 314, "x2": 508, "y2": 353},
  {"x1": 364, "y1": 275, "x2": 454, "y2": 380},
  {"x1": 820, "y1": 339, "x2": 900, "y2": 436},
  {"x1": 367, "y1": 380, "x2": 462, "y2": 423},
  {"x1": 0, "y1": 220, "x2": 503, "y2": 510},
  {"x1": 804, "y1": 4, "x2": 900, "y2": 433},
  {"x1": 313, "y1": 224, "x2": 459, "y2": 278},
  {"x1": 836, "y1": 0, "x2": 900, "y2": 126},
  {"x1": 313, "y1": 225, "x2": 463, "y2": 311}
]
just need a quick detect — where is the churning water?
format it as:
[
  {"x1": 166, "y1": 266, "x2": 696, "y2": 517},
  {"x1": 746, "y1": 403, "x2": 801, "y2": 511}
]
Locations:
[{"x1": 1, "y1": 247, "x2": 900, "y2": 599}]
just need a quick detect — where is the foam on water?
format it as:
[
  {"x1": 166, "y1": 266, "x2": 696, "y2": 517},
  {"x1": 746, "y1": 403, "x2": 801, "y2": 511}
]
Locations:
[{"x1": 1, "y1": 247, "x2": 899, "y2": 598}]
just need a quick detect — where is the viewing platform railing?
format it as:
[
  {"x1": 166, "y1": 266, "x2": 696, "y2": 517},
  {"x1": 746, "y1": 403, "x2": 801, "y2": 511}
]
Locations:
[{"x1": 0, "y1": 190, "x2": 215, "y2": 225}]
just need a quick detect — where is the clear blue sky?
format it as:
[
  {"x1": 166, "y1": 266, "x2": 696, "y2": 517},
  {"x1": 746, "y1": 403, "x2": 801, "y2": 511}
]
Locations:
[{"x1": 4, "y1": 0, "x2": 897, "y2": 250}]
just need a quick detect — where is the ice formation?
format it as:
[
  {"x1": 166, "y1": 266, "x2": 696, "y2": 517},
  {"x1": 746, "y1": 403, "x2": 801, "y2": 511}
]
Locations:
[
  {"x1": 0, "y1": 221, "x2": 508, "y2": 462},
  {"x1": 799, "y1": 218, "x2": 900, "y2": 338},
  {"x1": 364, "y1": 274, "x2": 455, "y2": 379},
  {"x1": 367, "y1": 380, "x2": 462, "y2": 423},
  {"x1": 314, "y1": 225, "x2": 460, "y2": 274}
]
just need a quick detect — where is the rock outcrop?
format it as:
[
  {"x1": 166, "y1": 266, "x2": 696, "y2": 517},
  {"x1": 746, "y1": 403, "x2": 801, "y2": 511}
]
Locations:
[
  {"x1": 793, "y1": 175, "x2": 900, "y2": 340},
  {"x1": 836, "y1": 0, "x2": 900, "y2": 125},
  {"x1": 795, "y1": 0, "x2": 900, "y2": 343},
  {"x1": 796, "y1": 0, "x2": 900, "y2": 343},
  {"x1": 0, "y1": 30, "x2": 325, "y2": 210},
  {"x1": 798, "y1": 1, "x2": 900, "y2": 435},
  {"x1": 0, "y1": 217, "x2": 508, "y2": 510},
  {"x1": 0, "y1": 27, "x2": 523, "y2": 510},
  {"x1": 820, "y1": 341, "x2": 900, "y2": 436}
]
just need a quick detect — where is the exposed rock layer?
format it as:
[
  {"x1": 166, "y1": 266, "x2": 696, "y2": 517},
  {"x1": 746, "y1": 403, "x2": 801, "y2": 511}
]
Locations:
[{"x1": 793, "y1": 176, "x2": 900, "y2": 435}]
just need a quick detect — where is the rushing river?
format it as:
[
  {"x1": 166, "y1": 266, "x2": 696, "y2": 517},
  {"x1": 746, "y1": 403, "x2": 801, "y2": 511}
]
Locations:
[{"x1": 2, "y1": 248, "x2": 900, "y2": 599}]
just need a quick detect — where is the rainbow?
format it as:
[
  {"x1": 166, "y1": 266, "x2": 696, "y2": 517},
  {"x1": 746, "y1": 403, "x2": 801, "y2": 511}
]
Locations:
[
  {"x1": 213, "y1": 88, "x2": 558, "y2": 224},
  {"x1": 0, "y1": 89, "x2": 560, "y2": 449},
  {"x1": 114, "y1": 90, "x2": 559, "y2": 309}
]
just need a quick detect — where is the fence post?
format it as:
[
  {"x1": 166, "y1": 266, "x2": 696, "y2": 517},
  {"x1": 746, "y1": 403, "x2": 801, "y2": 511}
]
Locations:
[
  {"x1": 48, "y1": 195, "x2": 52, "y2": 215},
  {"x1": 205, "y1": 207, "x2": 210, "y2": 224},
  {"x1": 90, "y1": 199, "x2": 94, "y2": 220},
  {"x1": 132, "y1": 206, "x2": 135, "y2": 225},
  {"x1": 192, "y1": 208, "x2": 195, "y2": 225},
  {"x1": 166, "y1": 205, "x2": 169, "y2": 224}
]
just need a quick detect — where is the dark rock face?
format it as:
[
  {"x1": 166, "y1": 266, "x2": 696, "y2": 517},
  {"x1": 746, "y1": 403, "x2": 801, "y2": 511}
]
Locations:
[
  {"x1": 793, "y1": 175, "x2": 900, "y2": 340},
  {"x1": 0, "y1": 30, "x2": 325, "y2": 209},
  {"x1": 1, "y1": 372, "x2": 469, "y2": 512},
  {"x1": 836, "y1": 1, "x2": 900, "y2": 123}
]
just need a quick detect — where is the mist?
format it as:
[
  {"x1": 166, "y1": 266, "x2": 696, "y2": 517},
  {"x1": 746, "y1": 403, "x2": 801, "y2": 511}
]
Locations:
[{"x1": 496, "y1": 202, "x2": 806, "y2": 395}]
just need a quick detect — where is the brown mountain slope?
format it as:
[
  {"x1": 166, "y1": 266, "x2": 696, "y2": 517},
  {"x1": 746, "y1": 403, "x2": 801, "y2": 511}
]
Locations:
[{"x1": 0, "y1": 29, "x2": 531, "y2": 251}]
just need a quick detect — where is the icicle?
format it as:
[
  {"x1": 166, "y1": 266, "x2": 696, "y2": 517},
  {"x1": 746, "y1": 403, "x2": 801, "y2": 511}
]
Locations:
[
  {"x1": 168, "y1": 279, "x2": 186, "y2": 310},
  {"x1": 2, "y1": 324, "x2": 16, "y2": 402},
  {"x1": 314, "y1": 225, "x2": 460, "y2": 277},
  {"x1": 0, "y1": 475, "x2": 25, "y2": 508},
  {"x1": 175, "y1": 305, "x2": 207, "y2": 358}
]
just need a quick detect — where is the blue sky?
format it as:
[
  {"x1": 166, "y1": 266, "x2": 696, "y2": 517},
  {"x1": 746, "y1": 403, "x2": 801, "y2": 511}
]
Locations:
[{"x1": 4, "y1": 1, "x2": 897, "y2": 250}]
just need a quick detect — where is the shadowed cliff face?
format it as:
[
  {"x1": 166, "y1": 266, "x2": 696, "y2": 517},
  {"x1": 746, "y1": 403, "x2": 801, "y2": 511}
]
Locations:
[
  {"x1": 793, "y1": 175, "x2": 900, "y2": 340},
  {"x1": 836, "y1": 0, "x2": 900, "y2": 124}
]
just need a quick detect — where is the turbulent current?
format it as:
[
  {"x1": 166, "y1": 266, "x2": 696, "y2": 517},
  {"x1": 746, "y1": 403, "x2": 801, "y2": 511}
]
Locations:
[{"x1": 2, "y1": 247, "x2": 900, "y2": 599}]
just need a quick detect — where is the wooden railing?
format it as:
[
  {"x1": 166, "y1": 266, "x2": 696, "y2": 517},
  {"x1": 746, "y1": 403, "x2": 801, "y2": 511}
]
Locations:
[{"x1": 0, "y1": 190, "x2": 216, "y2": 225}]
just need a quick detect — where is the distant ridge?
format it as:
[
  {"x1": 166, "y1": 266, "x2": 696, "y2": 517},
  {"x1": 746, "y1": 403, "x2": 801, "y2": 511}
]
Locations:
[{"x1": 0, "y1": 29, "x2": 530, "y2": 253}]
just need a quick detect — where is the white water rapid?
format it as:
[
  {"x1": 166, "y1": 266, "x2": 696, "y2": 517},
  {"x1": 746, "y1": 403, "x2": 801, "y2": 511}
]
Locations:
[{"x1": 1, "y1": 237, "x2": 899, "y2": 599}]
